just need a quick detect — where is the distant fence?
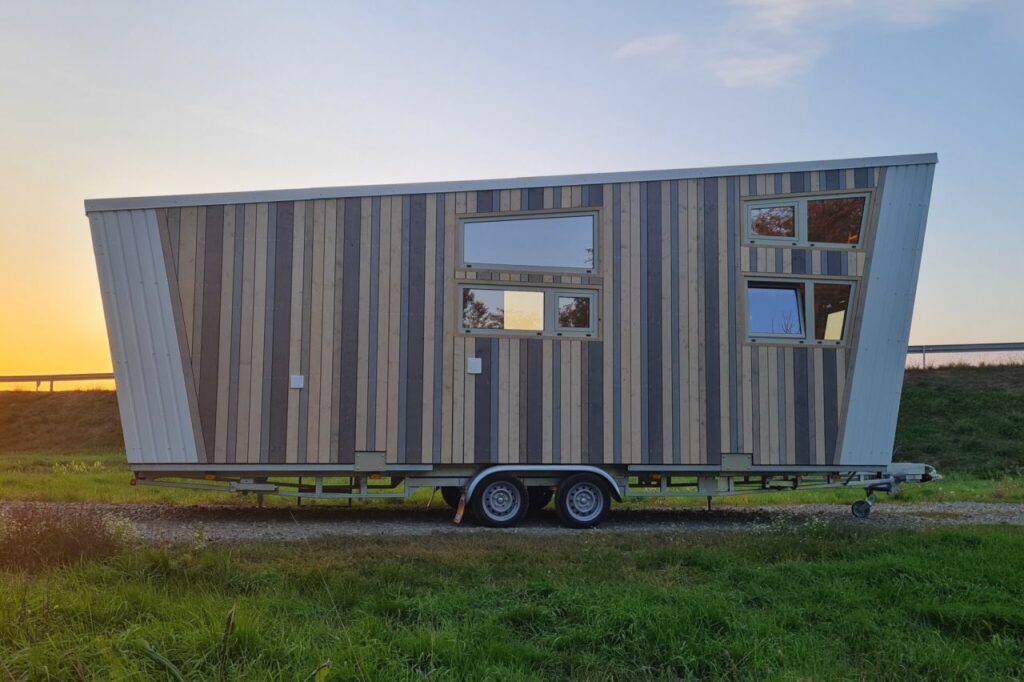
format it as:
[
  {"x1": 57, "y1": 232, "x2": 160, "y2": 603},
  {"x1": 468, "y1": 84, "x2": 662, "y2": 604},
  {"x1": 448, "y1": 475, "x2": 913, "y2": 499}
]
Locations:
[
  {"x1": 0, "y1": 373, "x2": 115, "y2": 392},
  {"x1": 906, "y1": 342, "x2": 1024, "y2": 368},
  {"x1": 3, "y1": 342, "x2": 1022, "y2": 390}
]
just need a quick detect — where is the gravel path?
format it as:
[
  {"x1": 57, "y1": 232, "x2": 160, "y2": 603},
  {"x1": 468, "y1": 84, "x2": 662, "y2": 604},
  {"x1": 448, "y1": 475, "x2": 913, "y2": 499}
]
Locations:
[{"x1": 4, "y1": 500, "x2": 1023, "y2": 543}]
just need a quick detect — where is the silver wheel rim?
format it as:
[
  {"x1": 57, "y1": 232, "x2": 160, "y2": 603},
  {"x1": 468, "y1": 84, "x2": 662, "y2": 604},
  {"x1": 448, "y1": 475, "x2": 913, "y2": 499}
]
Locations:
[
  {"x1": 566, "y1": 481, "x2": 603, "y2": 523},
  {"x1": 481, "y1": 481, "x2": 522, "y2": 523}
]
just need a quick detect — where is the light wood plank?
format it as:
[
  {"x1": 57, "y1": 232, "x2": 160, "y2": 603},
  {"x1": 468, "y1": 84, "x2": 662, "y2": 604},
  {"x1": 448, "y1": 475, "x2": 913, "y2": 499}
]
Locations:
[
  {"x1": 375, "y1": 197, "x2": 393, "y2": 451},
  {"x1": 440, "y1": 194, "x2": 456, "y2": 463},
  {"x1": 386, "y1": 196, "x2": 403, "y2": 461},
  {"x1": 286, "y1": 202, "x2": 305, "y2": 463},
  {"x1": 356, "y1": 198, "x2": 373, "y2": 451},
  {"x1": 629, "y1": 183, "x2": 642, "y2": 463},
  {"x1": 178, "y1": 206, "x2": 198, "y2": 353},
  {"x1": 214, "y1": 206, "x2": 236, "y2": 463},
  {"x1": 542, "y1": 339, "x2": 553, "y2": 464},
  {"x1": 247, "y1": 203, "x2": 269, "y2": 464},
  {"x1": 420, "y1": 195, "x2": 437, "y2": 459},
  {"x1": 305, "y1": 200, "x2": 326, "y2": 464}
]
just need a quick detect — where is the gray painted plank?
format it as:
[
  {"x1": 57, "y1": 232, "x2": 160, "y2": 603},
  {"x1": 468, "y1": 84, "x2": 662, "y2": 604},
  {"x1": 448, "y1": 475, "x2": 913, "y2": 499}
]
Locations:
[
  {"x1": 611, "y1": 185, "x2": 622, "y2": 464},
  {"x1": 528, "y1": 187, "x2": 543, "y2": 210},
  {"x1": 822, "y1": 349, "x2": 838, "y2": 464},
  {"x1": 476, "y1": 190, "x2": 493, "y2": 213},
  {"x1": 297, "y1": 202, "x2": 314, "y2": 463},
  {"x1": 670, "y1": 181, "x2": 681, "y2": 464},
  {"x1": 432, "y1": 194, "x2": 446, "y2": 463},
  {"x1": 198, "y1": 205, "x2": 224, "y2": 458},
  {"x1": 552, "y1": 340, "x2": 561, "y2": 464},
  {"x1": 645, "y1": 181, "x2": 663, "y2": 464},
  {"x1": 226, "y1": 206, "x2": 245, "y2": 464},
  {"x1": 397, "y1": 196, "x2": 411, "y2": 462},
  {"x1": 727, "y1": 177, "x2": 739, "y2": 451},
  {"x1": 793, "y1": 348, "x2": 809, "y2": 466},
  {"x1": 259, "y1": 203, "x2": 277, "y2": 465},
  {"x1": 587, "y1": 340, "x2": 604, "y2": 464},
  {"x1": 750, "y1": 348, "x2": 760, "y2": 463},
  {"x1": 268, "y1": 202, "x2": 294, "y2": 463},
  {"x1": 338, "y1": 198, "x2": 363, "y2": 463},
  {"x1": 702, "y1": 178, "x2": 721, "y2": 464},
  {"x1": 527, "y1": 339, "x2": 543, "y2": 464},
  {"x1": 519, "y1": 340, "x2": 528, "y2": 463},
  {"x1": 473, "y1": 337, "x2": 492, "y2": 464}
]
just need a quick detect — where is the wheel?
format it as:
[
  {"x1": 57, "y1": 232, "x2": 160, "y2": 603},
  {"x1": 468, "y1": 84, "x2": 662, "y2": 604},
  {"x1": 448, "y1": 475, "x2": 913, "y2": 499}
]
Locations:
[
  {"x1": 471, "y1": 475, "x2": 528, "y2": 528},
  {"x1": 555, "y1": 473, "x2": 611, "y2": 528},
  {"x1": 527, "y1": 486, "x2": 553, "y2": 512},
  {"x1": 851, "y1": 499, "x2": 872, "y2": 519},
  {"x1": 439, "y1": 487, "x2": 463, "y2": 510}
]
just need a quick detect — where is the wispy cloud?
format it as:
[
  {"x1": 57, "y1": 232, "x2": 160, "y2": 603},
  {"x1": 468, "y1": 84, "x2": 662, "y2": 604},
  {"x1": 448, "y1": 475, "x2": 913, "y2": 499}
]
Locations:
[
  {"x1": 614, "y1": 33, "x2": 683, "y2": 60},
  {"x1": 615, "y1": 0, "x2": 986, "y2": 87},
  {"x1": 713, "y1": 51, "x2": 818, "y2": 87}
]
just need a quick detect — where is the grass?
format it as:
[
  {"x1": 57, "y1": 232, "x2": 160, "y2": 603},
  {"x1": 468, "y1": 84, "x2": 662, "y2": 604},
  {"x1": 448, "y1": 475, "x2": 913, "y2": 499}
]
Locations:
[
  {"x1": 1, "y1": 525, "x2": 1023, "y2": 680},
  {"x1": 0, "y1": 390, "x2": 122, "y2": 453}
]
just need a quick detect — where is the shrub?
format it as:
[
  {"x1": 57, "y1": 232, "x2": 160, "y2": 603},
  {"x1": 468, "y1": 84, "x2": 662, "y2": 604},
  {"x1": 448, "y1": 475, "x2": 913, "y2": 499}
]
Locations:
[{"x1": 0, "y1": 505, "x2": 134, "y2": 571}]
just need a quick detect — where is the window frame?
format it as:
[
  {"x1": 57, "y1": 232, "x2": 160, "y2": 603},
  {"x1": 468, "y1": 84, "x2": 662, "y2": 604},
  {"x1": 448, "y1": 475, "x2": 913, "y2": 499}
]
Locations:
[
  {"x1": 744, "y1": 192, "x2": 870, "y2": 248},
  {"x1": 459, "y1": 284, "x2": 598, "y2": 338},
  {"x1": 744, "y1": 277, "x2": 856, "y2": 346},
  {"x1": 459, "y1": 210, "x2": 600, "y2": 274}
]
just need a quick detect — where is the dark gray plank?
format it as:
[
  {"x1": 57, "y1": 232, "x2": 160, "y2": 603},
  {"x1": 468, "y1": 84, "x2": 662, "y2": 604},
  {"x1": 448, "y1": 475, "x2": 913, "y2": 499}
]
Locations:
[
  {"x1": 825, "y1": 170, "x2": 841, "y2": 190},
  {"x1": 366, "y1": 197, "x2": 381, "y2": 450},
  {"x1": 432, "y1": 194, "x2": 446, "y2": 463},
  {"x1": 727, "y1": 177, "x2": 739, "y2": 451},
  {"x1": 476, "y1": 190, "x2": 493, "y2": 213},
  {"x1": 669, "y1": 181, "x2": 681, "y2": 464},
  {"x1": 338, "y1": 198, "x2": 363, "y2": 463},
  {"x1": 397, "y1": 196, "x2": 411, "y2": 462},
  {"x1": 403, "y1": 194, "x2": 427, "y2": 463},
  {"x1": 198, "y1": 205, "x2": 224, "y2": 460},
  {"x1": 587, "y1": 340, "x2": 604, "y2": 464},
  {"x1": 645, "y1": 181, "x2": 663, "y2": 464},
  {"x1": 702, "y1": 178, "x2": 721, "y2": 464},
  {"x1": 268, "y1": 202, "x2": 294, "y2": 463},
  {"x1": 528, "y1": 187, "x2": 544, "y2": 210},
  {"x1": 793, "y1": 348, "x2": 809, "y2": 466},
  {"x1": 822, "y1": 349, "x2": 838, "y2": 464}
]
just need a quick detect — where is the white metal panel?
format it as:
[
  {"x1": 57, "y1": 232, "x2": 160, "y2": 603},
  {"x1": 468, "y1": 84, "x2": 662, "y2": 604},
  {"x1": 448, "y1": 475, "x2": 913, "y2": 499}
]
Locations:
[
  {"x1": 84, "y1": 153, "x2": 938, "y2": 212},
  {"x1": 839, "y1": 163, "x2": 935, "y2": 466},
  {"x1": 89, "y1": 209, "x2": 198, "y2": 464}
]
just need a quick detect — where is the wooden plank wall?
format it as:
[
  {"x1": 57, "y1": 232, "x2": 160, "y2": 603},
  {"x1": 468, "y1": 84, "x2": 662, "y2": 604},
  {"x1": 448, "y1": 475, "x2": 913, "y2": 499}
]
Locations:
[{"x1": 155, "y1": 166, "x2": 882, "y2": 467}]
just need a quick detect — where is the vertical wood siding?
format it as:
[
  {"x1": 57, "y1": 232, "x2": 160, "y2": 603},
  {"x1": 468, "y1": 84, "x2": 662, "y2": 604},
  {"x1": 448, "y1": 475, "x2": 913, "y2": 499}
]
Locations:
[{"x1": 143, "y1": 164, "x2": 896, "y2": 467}]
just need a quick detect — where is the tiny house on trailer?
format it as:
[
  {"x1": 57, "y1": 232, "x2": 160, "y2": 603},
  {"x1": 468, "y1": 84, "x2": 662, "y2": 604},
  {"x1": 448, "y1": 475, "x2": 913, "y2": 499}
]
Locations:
[{"x1": 86, "y1": 154, "x2": 939, "y2": 527}]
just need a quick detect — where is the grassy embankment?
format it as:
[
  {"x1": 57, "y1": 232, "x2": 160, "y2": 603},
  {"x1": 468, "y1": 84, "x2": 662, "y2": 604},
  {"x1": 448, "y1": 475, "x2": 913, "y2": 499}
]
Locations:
[{"x1": 1, "y1": 365, "x2": 1021, "y2": 505}]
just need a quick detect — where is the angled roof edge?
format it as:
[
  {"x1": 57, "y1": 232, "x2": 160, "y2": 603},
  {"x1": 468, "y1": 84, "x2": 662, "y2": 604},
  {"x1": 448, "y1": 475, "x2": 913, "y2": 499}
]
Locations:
[{"x1": 85, "y1": 152, "x2": 937, "y2": 213}]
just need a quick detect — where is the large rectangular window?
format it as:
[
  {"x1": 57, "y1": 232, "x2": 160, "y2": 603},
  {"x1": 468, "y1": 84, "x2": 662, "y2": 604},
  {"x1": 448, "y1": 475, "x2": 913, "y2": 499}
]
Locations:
[
  {"x1": 745, "y1": 193, "x2": 868, "y2": 247},
  {"x1": 462, "y1": 213, "x2": 596, "y2": 271},
  {"x1": 746, "y1": 279, "x2": 854, "y2": 344},
  {"x1": 461, "y1": 287, "x2": 596, "y2": 337}
]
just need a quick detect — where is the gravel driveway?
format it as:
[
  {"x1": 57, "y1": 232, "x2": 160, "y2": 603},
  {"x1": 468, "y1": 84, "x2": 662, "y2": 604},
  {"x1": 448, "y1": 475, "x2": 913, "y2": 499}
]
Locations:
[{"x1": 4, "y1": 500, "x2": 1023, "y2": 543}]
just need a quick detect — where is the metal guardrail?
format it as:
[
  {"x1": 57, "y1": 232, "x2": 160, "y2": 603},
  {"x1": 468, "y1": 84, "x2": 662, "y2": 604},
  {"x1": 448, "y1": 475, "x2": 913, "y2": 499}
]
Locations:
[
  {"x1": 906, "y1": 342, "x2": 1024, "y2": 368},
  {"x1": 0, "y1": 373, "x2": 115, "y2": 391},
  {"x1": 1, "y1": 342, "x2": 1022, "y2": 390}
]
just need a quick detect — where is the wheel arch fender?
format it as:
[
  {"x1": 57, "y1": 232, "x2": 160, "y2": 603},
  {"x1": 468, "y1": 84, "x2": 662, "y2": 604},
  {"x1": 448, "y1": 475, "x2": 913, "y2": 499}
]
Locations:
[{"x1": 464, "y1": 465, "x2": 623, "y2": 503}]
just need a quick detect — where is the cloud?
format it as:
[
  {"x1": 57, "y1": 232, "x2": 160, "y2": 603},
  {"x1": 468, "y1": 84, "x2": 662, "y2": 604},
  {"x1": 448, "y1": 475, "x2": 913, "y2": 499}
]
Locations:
[
  {"x1": 614, "y1": 33, "x2": 683, "y2": 60},
  {"x1": 615, "y1": 0, "x2": 987, "y2": 87},
  {"x1": 713, "y1": 51, "x2": 818, "y2": 87}
]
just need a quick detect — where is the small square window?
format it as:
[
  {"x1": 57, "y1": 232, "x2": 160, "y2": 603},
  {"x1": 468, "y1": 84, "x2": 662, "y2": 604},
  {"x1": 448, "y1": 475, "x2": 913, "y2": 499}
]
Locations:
[
  {"x1": 750, "y1": 205, "x2": 796, "y2": 238},
  {"x1": 747, "y1": 282, "x2": 805, "y2": 337},
  {"x1": 807, "y1": 197, "x2": 865, "y2": 244},
  {"x1": 813, "y1": 283, "x2": 852, "y2": 340},
  {"x1": 557, "y1": 295, "x2": 592, "y2": 330}
]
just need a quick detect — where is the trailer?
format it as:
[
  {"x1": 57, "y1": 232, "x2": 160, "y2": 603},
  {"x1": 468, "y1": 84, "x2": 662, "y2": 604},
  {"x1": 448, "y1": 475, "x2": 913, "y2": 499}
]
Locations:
[{"x1": 85, "y1": 154, "x2": 939, "y2": 527}]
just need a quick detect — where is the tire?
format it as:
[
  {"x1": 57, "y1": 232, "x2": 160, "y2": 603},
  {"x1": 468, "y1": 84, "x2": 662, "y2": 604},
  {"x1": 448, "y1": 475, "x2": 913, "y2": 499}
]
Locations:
[
  {"x1": 527, "y1": 486, "x2": 554, "y2": 512},
  {"x1": 556, "y1": 473, "x2": 611, "y2": 528},
  {"x1": 440, "y1": 486, "x2": 463, "y2": 510},
  {"x1": 851, "y1": 499, "x2": 872, "y2": 519},
  {"x1": 471, "y1": 474, "x2": 528, "y2": 528}
]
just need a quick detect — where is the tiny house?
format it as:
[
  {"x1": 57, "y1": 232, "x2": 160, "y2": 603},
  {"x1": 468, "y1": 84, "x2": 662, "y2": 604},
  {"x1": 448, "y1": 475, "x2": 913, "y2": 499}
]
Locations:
[{"x1": 86, "y1": 154, "x2": 938, "y2": 527}]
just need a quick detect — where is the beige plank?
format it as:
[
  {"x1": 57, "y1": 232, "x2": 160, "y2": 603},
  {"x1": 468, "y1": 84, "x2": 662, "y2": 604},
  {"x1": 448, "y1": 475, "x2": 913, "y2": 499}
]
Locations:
[
  {"x1": 286, "y1": 202, "x2": 305, "y2": 463},
  {"x1": 440, "y1": 194, "x2": 456, "y2": 463},
  {"x1": 463, "y1": 336, "x2": 475, "y2": 463},
  {"x1": 318, "y1": 200, "x2": 337, "y2": 464},
  {"x1": 509, "y1": 188, "x2": 521, "y2": 212},
  {"x1": 466, "y1": 190, "x2": 477, "y2": 214},
  {"x1": 561, "y1": 186, "x2": 572, "y2": 208},
  {"x1": 618, "y1": 183, "x2": 632, "y2": 463},
  {"x1": 452, "y1": 336, "x2": 465, "y2": 464},
  {"x1": 499, "y1": 190, "x2": 511, "y2": 212},
  {"x1": 543, "y1": 187, "x2": 553, "y2": 208},
  {"x1": 191, "y1": 207, "x2": 206, "y2": 387},
  {"x1": 781, "y1": 173, "x2": 791, "y2": 194},
  {"x1": 386, "y1": 197, "x2": 403, "y2": 461},
  {"x1": 455, "y1": 192, "x2": 467, "y2": 215},
  {"x1": 696, "y1": 180, "x2": 707, "y2": 464},
  {"x1": 235, "y1": 205, "x2": 257, "y2": 464},
  {"x1": 741, "y1": 344, "x2": 753, "y2": 454},
  {"x1": 660, "y1": 181, "x2": 674, "y2": 461},
  {"x1": 214, "y1": 205, "x2": 236, "y2": 463},
  {"x1": 247, "y1": 203, "x2": 269, "y2": 463},
  {"x1": 374, "y1": 198, "x2": 393, "y2": 450},
  {"x1": 570, "y1": 185, "x2": 582, "y2": 208},
  {"x1": 602, "y1": 184, "x2": 615, "y2": 463},
  {"x1": 629, "y1": 182, "x2": 642, "y2": 463},
  {"x1": 717, "y1": 178, "x2": 729, "y2": 452},
  {"x1": 305, "y1": 200, "x2": 326, "y2": 464}
]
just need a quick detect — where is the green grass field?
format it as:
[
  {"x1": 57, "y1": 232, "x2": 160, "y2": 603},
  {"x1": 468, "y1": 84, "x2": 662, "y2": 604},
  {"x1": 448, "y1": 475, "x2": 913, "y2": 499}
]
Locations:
[{"x1": 2, "y1": 526, "x2": 1024, "y2": 680}]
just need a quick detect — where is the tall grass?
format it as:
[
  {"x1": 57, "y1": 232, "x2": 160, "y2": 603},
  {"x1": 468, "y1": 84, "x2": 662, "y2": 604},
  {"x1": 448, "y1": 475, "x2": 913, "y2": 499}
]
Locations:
[
  {"x1": 0, "y1": 505, "x2": 134, "y2": 571},
  {"x1": 1, "y1": 527, "x2": 1022, "y2": 679}
]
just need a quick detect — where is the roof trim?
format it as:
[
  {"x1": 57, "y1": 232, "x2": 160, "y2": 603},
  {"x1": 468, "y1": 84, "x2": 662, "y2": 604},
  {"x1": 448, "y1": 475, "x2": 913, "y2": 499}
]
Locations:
[{"x1": 84, "y1": 152, "x2": 938, "y2": 213}]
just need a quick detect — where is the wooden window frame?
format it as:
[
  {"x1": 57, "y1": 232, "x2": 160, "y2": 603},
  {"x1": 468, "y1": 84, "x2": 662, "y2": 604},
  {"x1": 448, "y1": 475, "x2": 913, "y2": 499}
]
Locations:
[
  {"x1": 744, "y1": 192, "x2": 870, "y2": 249},
  {"x1": 459, "y1": 209, "x2": 600, "y2": 274},
  {"x1": 459, "y1": 284, "x2": 598, "y2": 339},
  {"x1": 744, "y1": 277, "x2": 856, "y2": 346}
]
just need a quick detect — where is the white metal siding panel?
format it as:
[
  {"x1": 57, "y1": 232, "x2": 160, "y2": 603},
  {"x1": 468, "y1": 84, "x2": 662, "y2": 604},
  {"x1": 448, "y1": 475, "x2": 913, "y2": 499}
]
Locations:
[
  {"x1": 839, "y1": 164, "x2": 935, "y2": 466},
  {"x1": 89, "y1": 209, "x2": 198, "y2": 464}
]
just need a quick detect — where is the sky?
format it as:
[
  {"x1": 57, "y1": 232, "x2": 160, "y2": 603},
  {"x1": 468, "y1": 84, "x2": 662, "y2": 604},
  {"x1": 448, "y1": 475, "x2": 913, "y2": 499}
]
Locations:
[{"x1": 1, "y1": 0, "x2": 1022, "y2": 379}]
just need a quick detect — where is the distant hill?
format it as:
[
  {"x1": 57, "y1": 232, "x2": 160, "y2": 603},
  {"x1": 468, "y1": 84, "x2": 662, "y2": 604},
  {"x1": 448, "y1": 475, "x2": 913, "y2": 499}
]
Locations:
[{"x1": 0, "y1": 365, "x2": 1021, "y2": 476}]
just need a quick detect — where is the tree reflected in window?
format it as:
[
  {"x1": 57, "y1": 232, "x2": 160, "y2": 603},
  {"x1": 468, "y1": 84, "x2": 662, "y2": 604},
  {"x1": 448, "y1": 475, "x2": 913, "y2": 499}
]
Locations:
[
  {"x1": 750, "y1": 205, "x2": 796, "y2": 238},
  {"x1": 747, "y1": 283, "x2": 805, "y2": 337},
  {"x1": 557, "y1": 296, "x2": 591, "y2": 329},
  {"x1": 808, "y1": 197, "x2": 865, "y2": 244}
]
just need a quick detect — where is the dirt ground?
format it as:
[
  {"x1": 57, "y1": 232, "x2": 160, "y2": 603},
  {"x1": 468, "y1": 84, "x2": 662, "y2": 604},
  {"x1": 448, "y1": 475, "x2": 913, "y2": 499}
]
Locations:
[{"x1": 3, "y1": 500, "x2": 1023, "y2": 543}]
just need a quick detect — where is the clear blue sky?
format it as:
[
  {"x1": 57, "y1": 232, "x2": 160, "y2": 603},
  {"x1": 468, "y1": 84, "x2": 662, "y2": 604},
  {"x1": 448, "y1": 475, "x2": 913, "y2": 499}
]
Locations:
[{"x1": 1, "y1": 0, "x2": 1021, "y2": 373}]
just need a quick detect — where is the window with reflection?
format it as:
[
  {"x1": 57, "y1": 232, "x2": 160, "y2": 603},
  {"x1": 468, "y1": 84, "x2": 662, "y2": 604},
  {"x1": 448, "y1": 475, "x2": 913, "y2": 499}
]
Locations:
[
  {"x1": 747, "y1": 283, "x2": 805, "y2": 337},
  {"x1": 557, "y1": 295, "x2": 591, "y2": 329},
  {"x1": 463, "y1": 288, "x2": 544, "y2": 331},
  {"x1": 813, "y1": 283, "x2": 851, "y2": 340},
  {"x1": 750, "y1": 205, "x2": 796, "y2": 238},
  {"x1": 462, "y1": 214, "x2": 596, "y2": 271},
  {"x1": 808, "y1": 197, "x2": 865, "y2": 244}
]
